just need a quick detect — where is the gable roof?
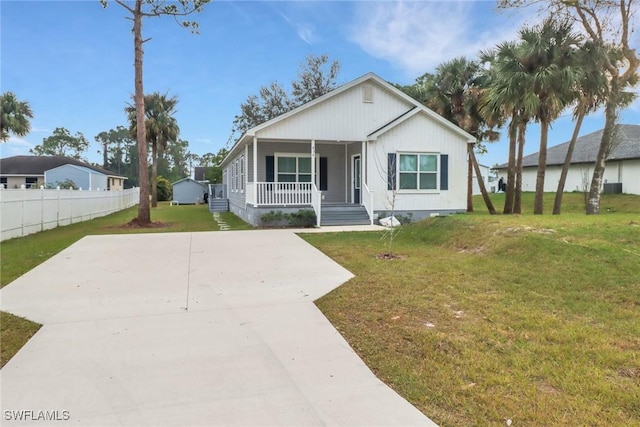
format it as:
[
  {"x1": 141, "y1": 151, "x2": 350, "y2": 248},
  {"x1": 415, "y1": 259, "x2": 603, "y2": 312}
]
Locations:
[
  {"x1": 496, "y1": 124, "x2": 640, "y2": 169},
  {"x1": 223, "y1": 72, "x2": 476, "y2": 165},
  {"x1": 172, "y1": 178, "x2": 207, "y2": 186},
  {"x1": 0, "y1": 155, "x2": 126, "y2": 178},
  {"x1": 46, "y1": 164, "x2": 105, "y2": 175}
]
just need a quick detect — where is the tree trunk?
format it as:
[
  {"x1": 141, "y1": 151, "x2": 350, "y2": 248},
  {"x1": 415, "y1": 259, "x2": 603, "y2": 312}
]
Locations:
[
  {"x1": 467, "y1": 145, "x2": 473, "y2": 212},
  {"x1": 133, "y1": 0, "x2": 150, "y2": 224},
  {"x1": 102, "y1": 142, "x2": 108, "y2": 169},
  {"x1": 514, "y1": 122, "x2": 525, "y2": 214},
  {"x1": 503, "y1": 119, "x2": 517, "y2": 214},
  {"x1": 151, "y1": 141, "x2": 158, "y2": 208},
  {"x1": 553, "y1": 107, "x2": 585, "y2": 215},
  {"x1": 586, "y1": 94, "x2": 618, "y2": 215},
  {"x1": 469, "y1": 145, "x2": 496, "y2": 214},
  {"x1": 533, "y1": 120, "x2": 549, "y2": 214}
]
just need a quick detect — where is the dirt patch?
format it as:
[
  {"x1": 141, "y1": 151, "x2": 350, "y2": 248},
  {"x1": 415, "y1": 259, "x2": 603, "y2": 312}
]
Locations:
[
  {"x1": 537, "y1": 381, "x2": 561, "y2": 394},
  {"x1": 494, "y1": 226, "x2": 556, "y2": 235},
  {"x1": 117, "y1": 219, "x2": 171, "y2": 229},
  {"x1": 376, "y1": 253, "x2": 407, "y2": 260},
  {"x1": 618, "y1": 367, "x2": 640, "y2": 379},
  {"x1": 457, "y1": 245, "x2": 486, "y2": 254}
]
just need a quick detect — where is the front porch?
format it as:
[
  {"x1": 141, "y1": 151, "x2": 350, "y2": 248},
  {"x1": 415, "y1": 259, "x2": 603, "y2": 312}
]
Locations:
[
  {"x1": 244, "y1": 182, "x2": 372, "y2": 227},
  {"x1": 227, "y1": 138, "x2": 375, "y2": 226}
]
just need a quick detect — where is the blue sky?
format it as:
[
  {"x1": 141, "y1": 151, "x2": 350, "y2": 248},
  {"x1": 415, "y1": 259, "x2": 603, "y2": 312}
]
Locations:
[{"x1": 1, "y1": 0, "x2": 639, "y2": 171}]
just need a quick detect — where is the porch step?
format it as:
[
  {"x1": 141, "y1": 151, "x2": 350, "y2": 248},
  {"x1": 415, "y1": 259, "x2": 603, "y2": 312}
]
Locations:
[
  {"x1": 320, "y1": 204, "x2": 370, "y2": 226},
  {"x1": 209, "y1": 198, "x2": 229, "y2": 212}
]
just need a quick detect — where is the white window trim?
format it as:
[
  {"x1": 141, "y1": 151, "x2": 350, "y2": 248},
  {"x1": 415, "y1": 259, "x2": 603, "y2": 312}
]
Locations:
[
  {"x1": 274, "y1": 152, "x2": 313, "y2": 184},
  {"x1": 396, "y1": 152, "x2": 440, "y2": 193},
  {"x1": 235, "y1": 154, "x2": 244, "y2": 193}
]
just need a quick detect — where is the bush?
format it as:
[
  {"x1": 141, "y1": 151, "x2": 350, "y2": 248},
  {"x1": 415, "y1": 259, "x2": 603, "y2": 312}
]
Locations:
[
  {"x1": 156, "y1": 176, "x2": 173, "y2": 202},
  {"x1": 259, "y1": 209, "x2": 317, "y2": 227},
  {"x1": 287, "y1": 209, "x2": 316, "y2": 227}
]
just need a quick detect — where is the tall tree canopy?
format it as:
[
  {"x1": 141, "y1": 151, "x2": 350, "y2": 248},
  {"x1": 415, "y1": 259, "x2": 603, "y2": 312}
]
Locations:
[
  {"x1": 30, "y1": 127, "x2": 89, "y2": 160},
  {"x1": 1, "y1": 92, "x2": 34, "y2": 142},
  {"x1": 95, "y1": 125, "x2": 134, "y2": 173},
  {"x1": 229, "y1": 54, "x2": 341, "y2": 144},
  {"x1": 291, "y1": 54, "x2": 341, "y2": 105},
  {"x1": 126, "y1": 92, "x2": 180, "y2": 208},
  {"x1": 102, "y1": 0, "x2": 210, "y2": 224},
  {"x1": 517, "y1": 18, "x2": 582, "y2": 214},
  {"x1": 499, "y1": 0, "x2": 640, "y2": 215}
]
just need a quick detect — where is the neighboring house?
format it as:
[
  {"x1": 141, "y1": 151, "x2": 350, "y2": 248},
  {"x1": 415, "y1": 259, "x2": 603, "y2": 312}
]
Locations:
[
  {"x1": 495, "y1": 124, "x2": 640, "y2": 195},
  {"x1": 473, "y1": 163, "x2": 492, "y2": 195},
  {"x1": 0, "y1": 155, "x2": 126, "y2": 190},
  {"x1": 45, "y1": 164, "x2": 108, "y2": 191},
  {"x1": 219, "y1": 72, "x2": 476, "y2": 227},
  {"x1": 172, "y1": 178, "x2": 207, "y2": 205}
]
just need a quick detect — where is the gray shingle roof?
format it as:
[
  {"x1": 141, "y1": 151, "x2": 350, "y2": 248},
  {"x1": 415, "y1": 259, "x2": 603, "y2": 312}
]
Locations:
[
  {"x1": 0, "y1": 155, "x2": 124, "y2": 177},
  {"x1": 497, "y1": 124, "x2": 640, "y2": 168}
]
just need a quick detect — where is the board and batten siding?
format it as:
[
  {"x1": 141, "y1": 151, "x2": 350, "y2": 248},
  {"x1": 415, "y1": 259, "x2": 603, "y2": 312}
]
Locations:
[
  {"x1": 368, "y1": 112, "x2": 468, "y2": 212},
  {"x1": 256, "y1": 81, "x2": 413, "y2": 142}
]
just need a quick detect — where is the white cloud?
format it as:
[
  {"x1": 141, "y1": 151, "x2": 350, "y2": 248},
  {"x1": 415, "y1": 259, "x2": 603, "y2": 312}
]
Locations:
[
  {"x1": 350, "y1": 0, "x2": 534, "y2": 78},
  {"x1": 279, "y1": 12, "x2": 318, "y2": 45},
  {"x1": 0, "y1": 136, "x2": 35, "y2": 158}
]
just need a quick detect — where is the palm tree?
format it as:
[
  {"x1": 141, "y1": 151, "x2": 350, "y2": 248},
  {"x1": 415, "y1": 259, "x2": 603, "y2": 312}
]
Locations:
[
  {"x1": 1, "y1": 92, "x2": 34, "y2": 142},
  {"x1": 552, "y1": 42, "x2": 609, "y2": 214},
  {"x1": 481, "y1": 19, "x2": 581, "y2": 215},
  {"x1": 480, "y1": 42, "x2": 533, "y2": 214},
  {"x1": 418, "y1": 57, "x2": 498, "y2": 214},
  {"x1": 518, "y1": 18, "x2": 582, "y2": 214},
  {"x1": 126, "y1": 92, "x2": 179, "y2": 207}
]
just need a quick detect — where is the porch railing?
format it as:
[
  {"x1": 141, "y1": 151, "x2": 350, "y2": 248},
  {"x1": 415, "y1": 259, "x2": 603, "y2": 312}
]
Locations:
[
  {"x1": 208, "y1": 183, "x2": 226, "y2": 199},
  {"x1": 311, "y1": 183, "x2": 322, "y2": 227},
  {"x1": 362, "y1": 182, "x2": 374, "y2": 225},
  {"x1": 254, "y1": 182, "x2": 312, "y2": 206}
]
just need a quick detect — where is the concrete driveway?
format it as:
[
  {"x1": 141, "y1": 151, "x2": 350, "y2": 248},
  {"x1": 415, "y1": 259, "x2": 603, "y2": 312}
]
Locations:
[{"x1": 0, "y1": 230, "x2": 436, "y2": 426}]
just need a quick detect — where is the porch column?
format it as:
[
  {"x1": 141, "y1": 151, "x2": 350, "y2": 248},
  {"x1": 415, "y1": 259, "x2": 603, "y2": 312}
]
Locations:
[
  {"x1": 311, "y1": 139, "x2": 316, "y2": 186},
  {"x1": 345, "y1": 144, "x2": 348, "y2": 203},
  {"x1": 253, "y1": 136, "x2": 258, "y2": 207},
  {"x1": 361, "y1": 140, "x2": 366, "y2": 187}
]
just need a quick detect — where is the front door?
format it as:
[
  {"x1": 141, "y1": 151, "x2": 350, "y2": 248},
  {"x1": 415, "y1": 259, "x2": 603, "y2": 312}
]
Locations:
[{"x1": 352, "y1": 155, "x2": 361, "y2": 204}]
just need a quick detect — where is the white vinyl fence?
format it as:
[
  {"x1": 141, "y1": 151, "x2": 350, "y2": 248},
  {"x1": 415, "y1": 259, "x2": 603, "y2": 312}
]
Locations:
[{"x1": 0, "y1": 187, "x2": 140, "y2": 241}]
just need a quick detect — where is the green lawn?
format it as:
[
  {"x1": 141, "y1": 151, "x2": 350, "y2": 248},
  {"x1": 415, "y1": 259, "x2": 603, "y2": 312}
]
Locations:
[
  {"x1": 2, "y1": 194, "x2": 639, "y2": 425},
  {"x1": 0, "y1": 203, "x2": 251, "y2": 366},
  {"x1": 303, "y1": 193, "x2": 640, "y2": 426}
]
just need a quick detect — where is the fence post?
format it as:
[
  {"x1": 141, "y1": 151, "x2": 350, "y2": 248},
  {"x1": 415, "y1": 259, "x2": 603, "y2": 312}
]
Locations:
[
  {"x1": 40, "y1": 185, "x2": 45, "y2": 232},
  {"x1": 57, "y1": 186, "x2": 61, "y2": 227},
  {"x1": 21, "y1": 187, "x2": 25, "y2": 238}
]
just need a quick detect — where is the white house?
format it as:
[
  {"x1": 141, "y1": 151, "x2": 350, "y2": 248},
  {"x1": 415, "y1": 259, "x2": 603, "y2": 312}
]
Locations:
[
  {"x1": 219, "y1": 72, "x2": 476, "y2": 227},
  {"x1": 495, "y1": 124, "x2": 640, "y2": 195}
]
